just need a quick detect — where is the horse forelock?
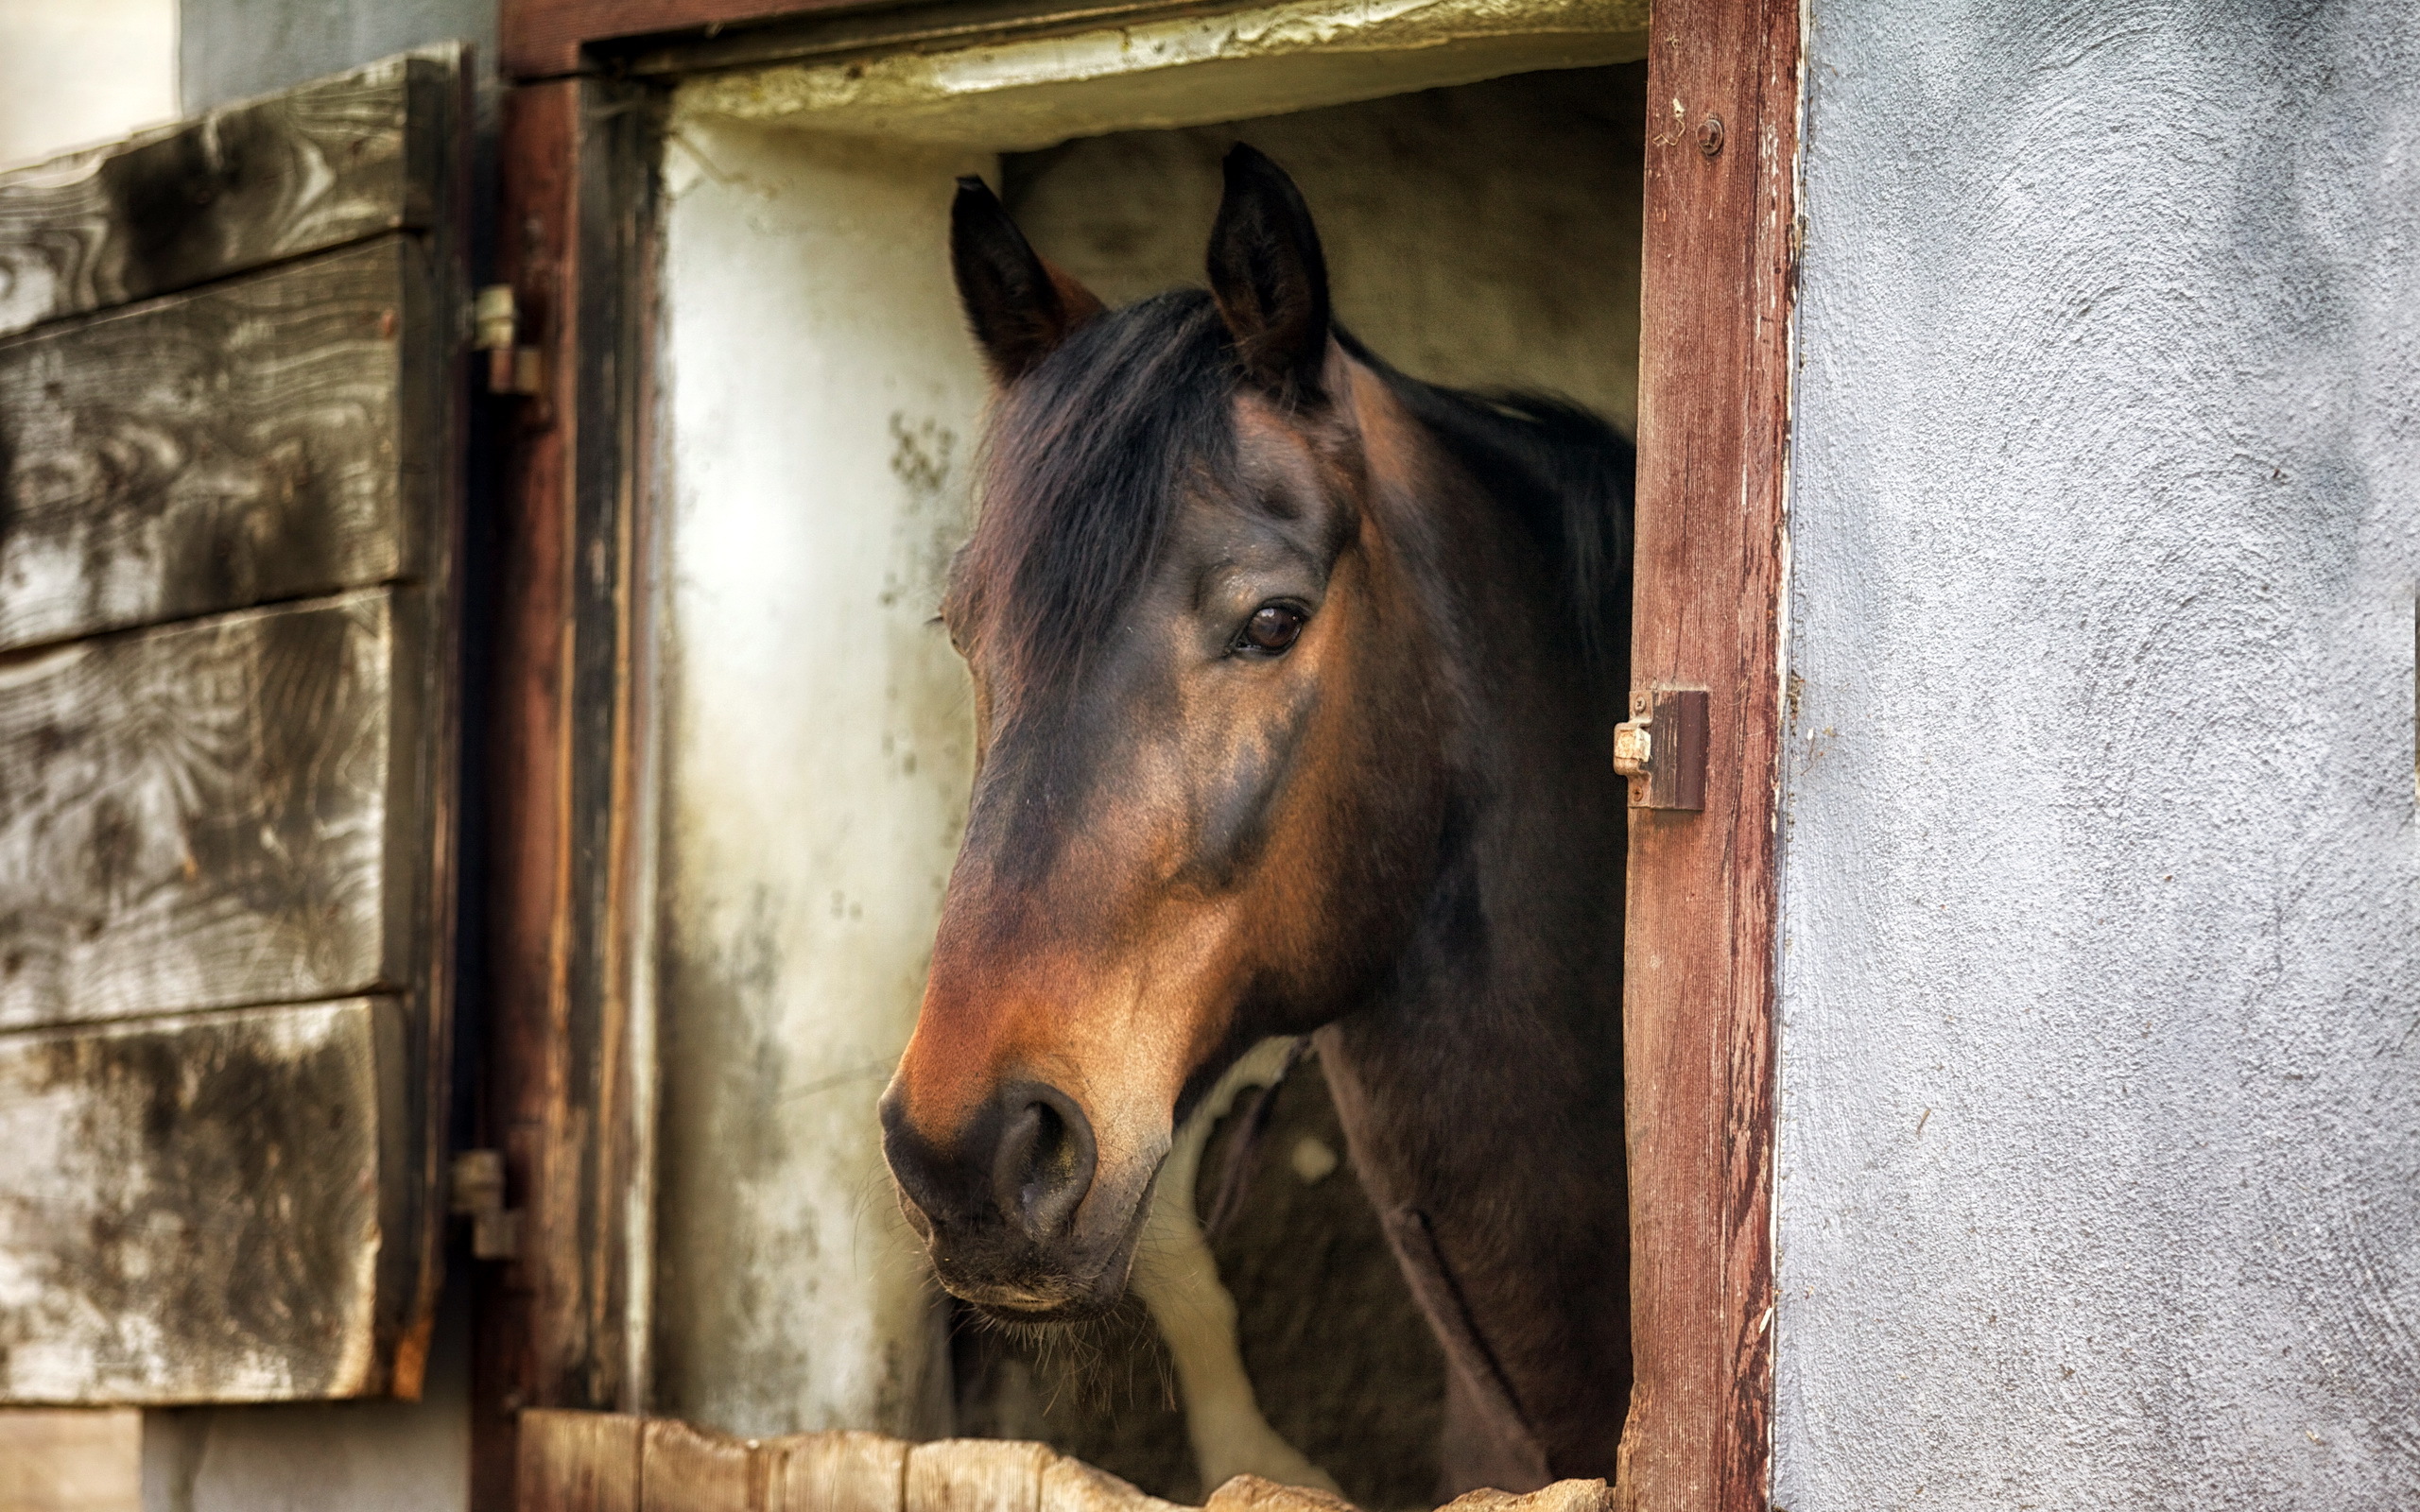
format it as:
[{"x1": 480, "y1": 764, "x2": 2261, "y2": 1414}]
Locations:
[{"x1": 954, "y1": 290, "x2": 1238, "y2": 707}]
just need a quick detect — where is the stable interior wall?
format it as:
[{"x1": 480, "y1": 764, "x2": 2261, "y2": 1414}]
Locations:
[
  {"x1": 1775, "y1": 2, "x2": 2420, "y2": 1507},
  {"x1": 650, "y1": 31, "x2": 1644, "y2": 1487}
]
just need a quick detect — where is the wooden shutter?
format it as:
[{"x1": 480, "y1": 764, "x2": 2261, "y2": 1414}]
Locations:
[{"x1": 0, "y1": 47, "x2": 469, "y2": 1403}]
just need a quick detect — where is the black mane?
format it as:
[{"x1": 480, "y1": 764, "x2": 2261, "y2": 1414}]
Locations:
[
  {"x1": 957, "y1": 291, "x2": 1236, "y2": 692},
  {"x1": 1345, "y1": 331, "x2": 1634, "y2": 680},
  {"x1": 956, "y1": 289, "x2": 1634, "y2": 691}
]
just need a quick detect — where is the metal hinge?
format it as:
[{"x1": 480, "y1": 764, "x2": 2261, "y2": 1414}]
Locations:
[
  {"x1": 1613, "y1": 688, "x2": 1708, "y2": 811},
  {"x1": 474, "y1": 284, "x2": 544, "y2": 397},
  {"x1": 449, "y1": 1149, "x2": 523, "y2": 1260}
]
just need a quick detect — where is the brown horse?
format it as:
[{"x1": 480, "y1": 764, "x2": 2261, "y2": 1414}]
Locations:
[{"x1": 879, "y1": 146, "x2": 1633, "y2": 1496}]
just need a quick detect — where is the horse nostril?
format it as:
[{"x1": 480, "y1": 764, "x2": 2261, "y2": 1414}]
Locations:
[{"x1": 991, "y1": 1084, "x2": 1097, "y2": 1241}]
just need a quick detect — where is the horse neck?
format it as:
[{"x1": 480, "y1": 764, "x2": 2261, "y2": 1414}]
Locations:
[
  {"x1": 1315, "y1": 370, "x2": 1633, "y2": 1483},
  {"x1": 1338, "y1": 376, "x2": 1628, "y2": 1159}
]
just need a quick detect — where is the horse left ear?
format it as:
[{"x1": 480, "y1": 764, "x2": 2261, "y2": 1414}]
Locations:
[
  {"x1": 1206, "y1": 145, "x2": 1331, "y2": 404},
  {"x1": 952, "y1": 176, "x2": 1105, "y2": 385}
]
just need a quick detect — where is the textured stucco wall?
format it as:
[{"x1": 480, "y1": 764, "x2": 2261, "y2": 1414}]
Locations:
[
  {"x1": 179, "y1": 0, "x2": 494, "y2": 112},
  {"x1": 1774, "y1": 3, "x2": 2420, "y2": 1507}
]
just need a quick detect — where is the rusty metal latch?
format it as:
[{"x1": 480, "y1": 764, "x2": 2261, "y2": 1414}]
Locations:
[
  {"x1": 474, "y1": 284, "x2": 544, "y2": 397},
  {"x1": 1613, "y1": 688, "x2": 1708, "y2": 811},
  {"x1": 450, "y1": 1149, "x2": 523, "y2": 1260}
]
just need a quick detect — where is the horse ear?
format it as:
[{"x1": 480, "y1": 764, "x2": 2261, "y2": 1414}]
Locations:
[
  {"x1": 1205, "y1": 145, "x2": 1331, "y2": 404},
  {"x1": 951, "y1": 176, "x2": 1104, "y2": 385}
]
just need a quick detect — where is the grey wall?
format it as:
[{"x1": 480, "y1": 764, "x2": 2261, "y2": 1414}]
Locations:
[
  {"x1": 1775, "y1": 2, "x2": 2420, "y2": 1507},
  {"x1": 143, "y1": 1293, "x2": 470, "y2": 1512},
  {"x1": 180, "y1": 0, "x2": 495, "y2": 112}
]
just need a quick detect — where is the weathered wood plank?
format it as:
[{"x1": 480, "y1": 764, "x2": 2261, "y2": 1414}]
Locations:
[
  {"x1": 477, "y1": 70, "x2": 661, "y2": 1504},
  {"x1": 766, "y1": 1429, "x2": 907, "y2": 1512},
  {"x1": 0, "y1": 238, "x2": 440, "y2": 652},
  {"x1": 520, "y1": 1409, "x2": 645, "y2": 1512},
  {"x1": 0, "y1": 998, "x2": 408, "y2": 1402},
  {"x1": 640, "y1": 1418, "x2": 760, "y2": 1512},
  {"x1": 0, "y1": 49, "x2": 458, "y2": 339},
  {"x1": 906, "y1": 1439, "x2": 1051, "y2": 1512},
  {"x1": 1619, "y1": 0, "x2": 1799, "y2": 1508},
  {"x1": 0, "y1": 590, "x2": 421, "y2": 1031}
]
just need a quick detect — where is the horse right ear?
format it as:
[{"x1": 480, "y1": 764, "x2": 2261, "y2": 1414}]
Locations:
[
  {"x1": 951, "y1": 177, "x2": 1104, "y2": 386},
  {"x1": 1206, "y1": 145, "x2": 1331, "y2": 404}
]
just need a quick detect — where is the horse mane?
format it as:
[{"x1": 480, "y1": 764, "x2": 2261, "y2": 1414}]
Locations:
[
  {"x1": 957, "y1": 289, "x2": 1633, "y2": 696},
  {"x1": 1340, "y1": 331, "x2": 1635, "y2": 682},
  {"x1": 957, "y1": 291, "x2": 1236, "y2": 695}
]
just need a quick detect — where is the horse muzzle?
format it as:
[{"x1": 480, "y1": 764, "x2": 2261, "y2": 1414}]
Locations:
[{"x1": 880, "y1": 1076, "x2": 1150, "y2": 1320}]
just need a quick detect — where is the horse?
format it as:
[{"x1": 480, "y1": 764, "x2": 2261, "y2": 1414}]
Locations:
[{"x1": 878, "y1": 144, "x2": 1634, "y2": 1497}]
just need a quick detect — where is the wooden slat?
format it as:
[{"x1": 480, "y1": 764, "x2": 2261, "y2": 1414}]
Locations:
[
  {"x1": 0, "y1": 590, "x2": 418, "y2": 1031},
  {"x1": 1619, "y1": 0, "x2": 1799, "y2": 1509},
  {"x1": 0, "y1": 238, "x2": 440, "y2": 652},
  {"x1": 1035, "y1": 1456, "x2": 1178, "y2": 1512},
  {"x1": 0, "y1": 50, "x2": 456, "y2": 338},
  {"x1": 766, "y1": 1429, "x2": 907, "y2": 1512},
  {"x1": 641, "y1": 1418, "x2": 761, "y2": 1512},
  {"x1": 906, "y1": 1440, "x2": 1051, "y2": 1512},
  {"x1": 520, "y1": 1409, "x2": 646, "y2": 1512},
  {"x1": 0, "y1": 998, "x2": 409, "y2": 1402}
]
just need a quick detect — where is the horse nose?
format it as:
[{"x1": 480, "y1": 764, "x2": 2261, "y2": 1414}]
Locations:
[
  {"x1": 881, "y1": 1079, "x2": 1098, "y2": 1245},
  {"x1": 990, "y1": 1082, "x2": 1097, "y2": 1240}
]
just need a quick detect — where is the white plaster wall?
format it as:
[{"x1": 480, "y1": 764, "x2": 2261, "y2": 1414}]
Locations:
[
  {"x1": 0, "y1": 0, "x2": 177, "y2": 169},
  {"x1": 650, "y1": 121, "x2": 993, "y2": 1437},
  {"x1": 1774, "y1": 3, "x2": 2420, "y2": 1507}
]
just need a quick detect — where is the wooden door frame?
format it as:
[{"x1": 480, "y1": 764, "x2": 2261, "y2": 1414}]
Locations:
[{"x1": 479, "y1": 2, "x2": 1799, "y2": 1506}]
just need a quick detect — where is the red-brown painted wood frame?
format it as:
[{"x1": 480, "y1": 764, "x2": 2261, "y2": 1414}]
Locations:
[
  {"x1": 1622, "y1": 0, "x2": 1797, "y2": 1507},
  {"x1": 504, "y1": 0, "x2": 871, "y2": 77},
  {"x1": 478, "y1": 69, "x2": 660, "y2": 1510},
  {"x1": 486, "y1": 2, "x2": 1799, "y2": 1509}
]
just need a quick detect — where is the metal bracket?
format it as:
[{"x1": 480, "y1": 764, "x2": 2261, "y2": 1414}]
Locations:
[
  {"x1": 474, "y1": 284, "x2": 544, "y2": 397},
  {"x1": 449, "y1": 1149, "x2": 523, "y2": 1260},
  {"x1": 1613, "y1": 688, "x2": 1708, "y2": 811}
]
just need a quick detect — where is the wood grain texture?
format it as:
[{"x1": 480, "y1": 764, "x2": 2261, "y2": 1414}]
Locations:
[
  {"x1": 1617, "y1": 0, "x2": 1798, "y2": 1509},
  {"x1": 0, "y1": 238, "x2": 441, "y2": 652},
  {"x1": 478, "y1": 73, "x2": 670, "y2": 1505},
  {"x1": 0, "y1": 998, "x2": 411, "y2": 1402},
  {"x1": 515, "y1": 1416, "x2": 1191, "y2": 1512},
  {"x1": 520, "y1": 1409, "x2": 646, "y2": 1512},
  {"x1": 0, "y1": 50, "x2": 458, "y2": 339},
  {"x1": 0, "y1": 591, "x2": 419, "y2": 1031},
  {"x1": 907, "y1": 1439, "x2": 1051, "y2": 1512},
  {"x1": 641, "y1": 1418, "x2": 760, "y2": 1512},
  {"x1": 767, "y1": 1429, "x2": 907, "y2": 1512},
  {"x1": 477, "y1": 77, "x2": 583, "y2": 1510}
]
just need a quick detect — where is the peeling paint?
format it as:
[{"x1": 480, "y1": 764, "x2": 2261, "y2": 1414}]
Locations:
[{"x1": 673, "y1": 0, "x2": 1648, "y2": 151}]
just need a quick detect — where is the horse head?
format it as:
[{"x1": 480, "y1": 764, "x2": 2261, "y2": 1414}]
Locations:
[{"x1": 879, "y1": 147, "x2": 1451, "y2": 1318}]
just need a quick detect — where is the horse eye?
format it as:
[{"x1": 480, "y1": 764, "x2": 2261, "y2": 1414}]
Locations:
[{"x1": 1241, "y1": 604, "x2": 1306, "y2": 653}]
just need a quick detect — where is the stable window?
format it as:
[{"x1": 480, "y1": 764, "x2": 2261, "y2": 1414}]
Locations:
[{"x1": 483, "y1": 0, "x2": 1794, "y2": 1508}]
